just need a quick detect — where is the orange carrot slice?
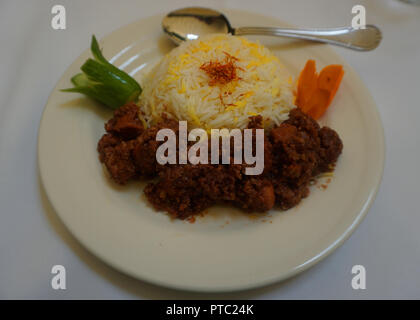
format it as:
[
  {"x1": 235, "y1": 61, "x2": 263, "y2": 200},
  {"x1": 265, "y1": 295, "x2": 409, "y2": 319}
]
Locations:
[
  {"x1": 295, "y1": 60, "x2": 344, "y2": 120},
  {"x1": 318, "y1": 64, "x2": 344, "y2": 106},
  {"x1": 295, "y1": 60, "x2": 317, "y2": 113}
]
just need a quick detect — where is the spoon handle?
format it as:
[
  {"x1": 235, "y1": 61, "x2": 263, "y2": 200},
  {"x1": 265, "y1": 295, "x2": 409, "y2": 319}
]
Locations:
[{"x1": 233, "y1": 25, "x2": 382, "y2": 51}]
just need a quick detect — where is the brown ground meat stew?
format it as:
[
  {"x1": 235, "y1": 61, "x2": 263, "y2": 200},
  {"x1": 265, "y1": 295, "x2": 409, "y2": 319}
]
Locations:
[{"x1": 97, "y1": 103, "x2": 343, "y2": 219}]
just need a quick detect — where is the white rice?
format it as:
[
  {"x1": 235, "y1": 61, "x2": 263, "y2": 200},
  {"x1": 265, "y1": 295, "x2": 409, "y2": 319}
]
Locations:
[{"x1": 139, "y1": 34, "x2": 295, "y2": 129}]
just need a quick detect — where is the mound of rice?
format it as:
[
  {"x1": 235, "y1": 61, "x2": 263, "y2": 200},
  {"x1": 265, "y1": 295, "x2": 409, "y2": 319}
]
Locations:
[{"x1": 140, "y1": 34, "x2": 295, "y2": 129}]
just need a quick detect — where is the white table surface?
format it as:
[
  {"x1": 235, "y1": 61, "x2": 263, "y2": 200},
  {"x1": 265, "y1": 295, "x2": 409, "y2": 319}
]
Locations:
[{"x1": 0, "y1": 0, "x2": 419, "y2": 299}]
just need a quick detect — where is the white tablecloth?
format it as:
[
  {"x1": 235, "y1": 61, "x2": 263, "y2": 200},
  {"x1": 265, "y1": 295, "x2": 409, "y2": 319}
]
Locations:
[{"x1": 1, "y1": 0, "x2": 419, "y2": 299}]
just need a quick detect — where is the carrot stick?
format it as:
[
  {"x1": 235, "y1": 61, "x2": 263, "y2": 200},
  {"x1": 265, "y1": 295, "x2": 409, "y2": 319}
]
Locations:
[
  {"x1": 295, "y1": 60, "x2": 317, "y2": 113},
  {"x1": 318, "y1": 64, "x2": 344, "y2": 106}
]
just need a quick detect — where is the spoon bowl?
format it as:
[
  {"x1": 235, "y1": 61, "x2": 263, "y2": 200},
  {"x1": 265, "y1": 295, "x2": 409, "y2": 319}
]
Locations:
[{"x1": 162, "y1": 7, "x2": 232, "y2": 44}]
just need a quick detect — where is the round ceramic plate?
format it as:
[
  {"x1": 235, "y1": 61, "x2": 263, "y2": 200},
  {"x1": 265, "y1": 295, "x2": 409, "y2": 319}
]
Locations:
[{"x1": 38, "y1": 9, "x2": 384, "y2": 292}]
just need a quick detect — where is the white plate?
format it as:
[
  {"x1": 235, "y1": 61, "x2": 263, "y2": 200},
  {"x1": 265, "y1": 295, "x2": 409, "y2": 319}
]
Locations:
[{"x1": 38, "y1": 9, "x2": 384, "y2": 292}]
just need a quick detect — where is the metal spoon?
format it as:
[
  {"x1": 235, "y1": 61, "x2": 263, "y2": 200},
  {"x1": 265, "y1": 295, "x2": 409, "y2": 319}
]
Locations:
[{"x1": 162, "y1": 7, "x2": 382, "y2": 51}]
